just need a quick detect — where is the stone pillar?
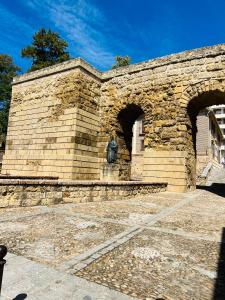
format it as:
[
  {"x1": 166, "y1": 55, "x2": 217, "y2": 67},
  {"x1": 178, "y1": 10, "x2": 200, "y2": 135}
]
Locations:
[{"x1": 143, "y1": 149, "x2": 188, "y2": 192}]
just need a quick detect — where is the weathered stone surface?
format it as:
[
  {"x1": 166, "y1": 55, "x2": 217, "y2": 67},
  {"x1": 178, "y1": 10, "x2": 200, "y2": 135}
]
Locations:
[
  {"x1": 0, "y1": 188, "x2": 224, "y2": 299},
  {"x1": 3, "y1": 44, "x2": 225, "y2": 191},
  {"x1": 0, "y1": 179, "x2": 166, "y2": 208}
]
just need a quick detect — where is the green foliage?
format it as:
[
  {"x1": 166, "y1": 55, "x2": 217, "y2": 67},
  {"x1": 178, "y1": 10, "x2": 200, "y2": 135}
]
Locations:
[
  {"x1": 21, "y1": 28, "x2": 70, "y2": 72},
  {"x1": 111, "y1": 55, "x2": 131, "y2": 69},
  {"x1": 0, "y1": 54, "x2": 20, "y2": 145}
]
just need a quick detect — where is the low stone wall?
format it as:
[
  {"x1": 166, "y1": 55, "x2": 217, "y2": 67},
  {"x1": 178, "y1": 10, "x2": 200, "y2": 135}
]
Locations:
[{"x1": 0, "y1": 179, "x2": 167, "y2": 208}]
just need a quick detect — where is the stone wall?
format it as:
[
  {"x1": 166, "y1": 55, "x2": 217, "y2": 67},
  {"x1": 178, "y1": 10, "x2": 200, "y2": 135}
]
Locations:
[
  {"x1": 3, "y1": 45, "x2": 225, "y2": 192},
  {"x1": 2, "y1": 65, "x2": 101, "y2": 180},
  {"x1": 100, "y1": 44, "x2": 225, "y2": 191},
  {"x1": 0, "y1": 180, "x2": 167, "y2": 208}
]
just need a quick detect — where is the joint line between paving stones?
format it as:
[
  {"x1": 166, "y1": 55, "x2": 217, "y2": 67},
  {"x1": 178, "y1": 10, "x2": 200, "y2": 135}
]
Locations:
[
  {"x1": 145, "y1": 225, "x2": 224, "y2": 243},
  {"x1": 58, "y1": 191, "x2": 202, "y2": 273}
]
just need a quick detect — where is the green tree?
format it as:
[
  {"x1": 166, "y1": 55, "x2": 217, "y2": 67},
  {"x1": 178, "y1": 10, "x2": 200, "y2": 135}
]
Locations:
[
  {"x1": 111, "y1": 55, "x2": 131, "y2": 69},
  {"x1": 0, "y1": 54, "x2": 20, "y2": 145},
  {"x1": 21, "y1": 28, "x2": 70, "y2": 72}
]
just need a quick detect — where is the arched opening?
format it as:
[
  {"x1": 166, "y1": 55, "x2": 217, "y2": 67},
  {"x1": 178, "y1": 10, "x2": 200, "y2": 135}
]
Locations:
[
  {"x1": 117, "y1": 104, "x2": 145, "y2": 179},
  {"x1": 117, "y1": 104, "x2": 144, "y2": 157},
  {"x1": 187, "y1": 91, "x2": 225, "y2": 187}
]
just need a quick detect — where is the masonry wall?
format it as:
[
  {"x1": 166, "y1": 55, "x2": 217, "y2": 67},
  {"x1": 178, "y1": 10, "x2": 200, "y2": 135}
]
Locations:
[
  {"x1": 3, "y1": 45, "x2": 225, "y2": 192},
  {"x1": 2, "y1": 64, "x2": 101, "y2": 180},
  {"x1": 99, "y1": 45, "x2": 225, "y2": 191},
  {"x1": 0, "y1": 180, "x2": 167, "y2": 208}
]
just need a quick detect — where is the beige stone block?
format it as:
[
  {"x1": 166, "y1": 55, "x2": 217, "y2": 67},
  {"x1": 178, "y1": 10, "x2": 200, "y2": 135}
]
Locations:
[
  {"x1": 143, "y1": 157, "x2": 185, "y2": 166},
  {"x1": 143, "y1": 175, "x2": 186, "y2": 186},
  {"x1": 59, "y1": 114, "x2": 76, "y2": 121},
  {"x1": 167, "y1": 185, "x2": 187, "y2": 193},
  {"x1": 76, "y1": 113, "x2": 99, "y2": 126},
  {"x1": 144, "y1": 164, "x2": 186, "y2": 172},
  {"x1": 143, "y1": 170, "x2": 186, "y2": 179},
  {"x1": 60, "y1": 166, "x2": 74, "y2": 173},
  {"x1": 77, "y1": 108, "x2": 100, "y2": 121},
  {"x1": 144, "y1": 149, "x2": 187, "y2": 158},
  {"x1": 75, "y1": 119, "x2": 99, "y2": 131},
  {"x1": 64, "y1": 107, "x2": 77, "y2": 115},
  {"x1": 75, "y1": 125, "x2": 98, "y2": 135}
]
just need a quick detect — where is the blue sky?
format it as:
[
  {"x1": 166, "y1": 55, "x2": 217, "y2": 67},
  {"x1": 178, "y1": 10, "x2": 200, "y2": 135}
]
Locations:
[{"x1": 1, "y1": 0, "x2": 225, "y2": 73}]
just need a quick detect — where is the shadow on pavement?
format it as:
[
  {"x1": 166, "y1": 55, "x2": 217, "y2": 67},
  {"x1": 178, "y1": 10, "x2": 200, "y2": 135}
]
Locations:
[
  {"x1": 213, "y1": 227, "x2": 225, "y2": 300},
  {"x1": 12, "y1": 294, "x2": 27, "y2": 300},
  {"x1": 197, "y1": 184, "x2": 225, "y2": 197}
]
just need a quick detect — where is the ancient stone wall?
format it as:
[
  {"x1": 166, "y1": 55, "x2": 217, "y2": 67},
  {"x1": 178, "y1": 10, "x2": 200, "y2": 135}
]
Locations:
[
  {"x1": 0, "y1": 179, "x2": 166, "y2": 208},
  {"x1": 2, "y1": 61, "x2": 101, "y2": 180},
  {"x1": 3, "y1": 45, "x2": 225, "y2": 192},
  {"x1": 99, "y1": 44, "x2": 225, "y2": 191}
]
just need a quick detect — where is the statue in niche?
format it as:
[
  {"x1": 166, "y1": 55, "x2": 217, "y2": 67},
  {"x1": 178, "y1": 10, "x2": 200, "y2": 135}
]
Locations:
[{"x1": 107, "y1": 133, "x2": 118, "y2": 163}]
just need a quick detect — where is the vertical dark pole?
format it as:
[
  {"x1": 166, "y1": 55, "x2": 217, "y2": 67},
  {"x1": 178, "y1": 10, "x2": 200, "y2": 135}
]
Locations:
[{"x1": 0, "y1": 245, "x2": 7, "y2": 295}]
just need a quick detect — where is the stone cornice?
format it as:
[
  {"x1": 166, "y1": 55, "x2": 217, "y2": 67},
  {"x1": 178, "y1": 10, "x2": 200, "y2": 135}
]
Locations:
[{"x1": 13, "y1": 58, "x2": 102, "y2": 85}]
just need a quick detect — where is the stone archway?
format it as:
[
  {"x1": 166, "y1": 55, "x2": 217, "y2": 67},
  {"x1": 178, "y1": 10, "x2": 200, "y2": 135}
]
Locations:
[
  {"x1": 99, "y1": 94, "x2": 153, "y2": 181},
  {"x1": 117, "y1": 104, "x2": 144, "y2": 157},
  {"x1": 106, "y1": 92, "x2": 153, "y2": 135},
  {"x1": 181, "y1": 81, "x2": 225, "y2": 189},
  {"x1": 141, "y1": 79, "x2": 225, "y2": 193}
]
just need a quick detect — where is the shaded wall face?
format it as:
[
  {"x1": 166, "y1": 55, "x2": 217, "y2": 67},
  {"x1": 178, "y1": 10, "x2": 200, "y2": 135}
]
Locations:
[{"x1": 2, "y1": 69, "x2": 101, "y2": 180}]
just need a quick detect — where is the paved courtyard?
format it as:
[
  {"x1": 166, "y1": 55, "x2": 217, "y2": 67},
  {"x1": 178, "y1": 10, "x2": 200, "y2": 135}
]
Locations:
[{"x1": 0, "y1": 185, "x2": 225, "y2": 299}]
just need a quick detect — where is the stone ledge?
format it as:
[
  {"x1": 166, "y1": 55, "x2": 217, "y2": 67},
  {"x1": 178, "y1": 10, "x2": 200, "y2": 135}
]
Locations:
[
  {"x1": 13, "y1": 58, "x2": 102, "y2": 85},
  {"x1": 0, "y1": 178, "x2": 166, "y2": 186},
  {"x1": 0, "y1": 179, "x2": 167, "y2": 208}
]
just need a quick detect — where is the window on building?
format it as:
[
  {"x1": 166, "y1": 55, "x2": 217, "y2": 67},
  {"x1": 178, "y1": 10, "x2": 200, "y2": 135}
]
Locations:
[{"x1": 139, "y1": 119, "x2": 144, "y2": 135}]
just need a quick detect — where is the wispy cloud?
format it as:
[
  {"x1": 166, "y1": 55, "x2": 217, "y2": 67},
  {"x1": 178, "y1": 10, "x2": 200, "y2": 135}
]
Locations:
[
  {"x1": 26, "y1": 0, "x2": 115, "y2": 69},
  {"x1": 0, "y1": 3, "x2": 34, "y2": 46},
  {"x1": 0, "y1": 3, "x2": 36, "y2": 70}
]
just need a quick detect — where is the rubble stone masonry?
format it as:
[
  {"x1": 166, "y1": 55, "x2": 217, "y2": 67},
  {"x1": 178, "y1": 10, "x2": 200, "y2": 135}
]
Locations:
[
  {"x1": 3, "y1": 45, "x2": 225, "y2": 192},
  {"x1": 0, "y1": 180, "x2": 166, "y2": 208}
]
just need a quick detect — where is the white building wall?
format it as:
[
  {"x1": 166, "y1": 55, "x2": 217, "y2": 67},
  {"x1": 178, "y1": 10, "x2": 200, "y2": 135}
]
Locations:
[{"x1": 211, "y1": 104, "x2": 225, "y2": 164}]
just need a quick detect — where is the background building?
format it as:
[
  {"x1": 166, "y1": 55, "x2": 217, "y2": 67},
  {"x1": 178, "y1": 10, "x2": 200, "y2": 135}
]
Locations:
[
  {"x1": 196, "y1": 108, "x2": 224, "y2": 177},
  {"x1": 211, "y1": 104, "x2": 225, "y2": 163},
  {"x1": 131, "y1": 114, "x2": 145, "y2": 180}
]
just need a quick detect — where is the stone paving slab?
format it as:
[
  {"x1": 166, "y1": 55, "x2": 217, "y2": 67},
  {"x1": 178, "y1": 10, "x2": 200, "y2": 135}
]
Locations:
[
  {"x1": 77, "y1": 228, "x2": 220, "y2": 300},
  {"x1": 49, "y1": 193, "x2": 183, "y2": 226},
  {"x1": 0, "y1": 189, "x2": 224, "y2": 299},
  {"x1": 1, "y1": 253, "x2": 135, "y2": 300},
  {"x1": 0, "y1": 212, "x2": 125, "y2": 267},
  {"x1": 154, "y1": 210, "x2": 225, "y2": 239},
  {"x1": 153, "y1": 191, "x2": 225, "y2": 240}
]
